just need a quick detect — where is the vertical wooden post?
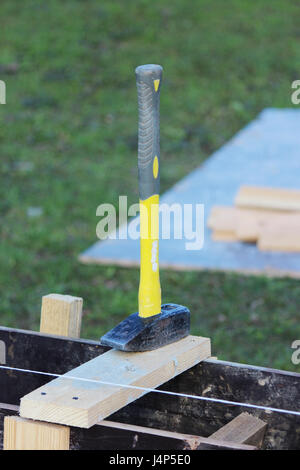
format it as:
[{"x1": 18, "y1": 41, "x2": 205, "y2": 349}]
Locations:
[
  {"x1": 40, "y1": 293, "x2": 83, "y2": 337},
  {"x1": 3, "y1": 293, "x2": 84, "y2": 450},
  {"x1": 3, "y1": 416, "x2": 70, "y2": 450}
]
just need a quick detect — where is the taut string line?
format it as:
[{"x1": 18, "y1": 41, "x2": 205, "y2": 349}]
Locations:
[{"x1": 0, "y1": 364, "x2": 299, "y2": 417}]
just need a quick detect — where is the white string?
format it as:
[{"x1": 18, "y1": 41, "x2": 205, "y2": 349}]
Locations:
[{"x1": 1, "y1": 364, "x2": 300, "y2": 417}]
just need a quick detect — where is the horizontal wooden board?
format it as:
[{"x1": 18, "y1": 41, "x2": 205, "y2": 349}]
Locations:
[
  {"x1": 258, "y1": 221, "x2": 300, "y2": 252},
  {"x1": 212, "y1": 230, "x2": 239, "y2": 242},
  {"x1": 235, "y1": 185, "x2": 300, "y2": 211},
  {"x1": 210, "y1": 412, "x2": 266, "y2": 447},
  {"x1": 19, "y1": 335, "x2": 211, "y2": 428},
  {"x1": 207, "y1": 206, "x2": 240, "y2": 231}
]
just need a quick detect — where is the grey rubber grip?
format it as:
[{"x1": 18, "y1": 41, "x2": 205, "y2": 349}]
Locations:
[{"x1": 135, "y1": 64, "x2": 162, "y2": 201}]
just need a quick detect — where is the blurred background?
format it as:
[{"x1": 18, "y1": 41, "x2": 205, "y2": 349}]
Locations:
[{"x1": 1, "y1": 0, "x2": 300, "y2": 370}]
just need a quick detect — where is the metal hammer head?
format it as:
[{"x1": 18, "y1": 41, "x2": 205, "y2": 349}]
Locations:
[{"x1": 100, "y1": 304, "x2": 190, "y2": 352}]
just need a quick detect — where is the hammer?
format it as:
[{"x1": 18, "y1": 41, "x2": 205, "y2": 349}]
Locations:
[{"x1": 101, "y1": 64, "x2": 190, "y2": 351}]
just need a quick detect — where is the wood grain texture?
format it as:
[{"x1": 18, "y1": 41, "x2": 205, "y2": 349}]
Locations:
[
  {"x1": 207, "y1": 206, "x2": 240, "y2": 232},
  {"x1": 210, "y1": 412, "x2": 267, "y2": 447},
  {"x1": 91, "y1": 418, "x2": 256, "y2": 450},
  {"x1": 235, "y1": 185, "x2": 300, "y2": 211},
  {"x1": 40, "y1": 293, "x2": 83, "y2": 338},
  {"x1": 258, "y1": 214, "x2": 300, "y2": 252},
  {"x1": 235, "y1": 210, "x2": 288, "y2": 242},
  {"x1": 3, "y1": 415, "x2": 69, "y2": 450},
  {"x1": 19, "y1": 335, "x2": 211, "y2": 428}
]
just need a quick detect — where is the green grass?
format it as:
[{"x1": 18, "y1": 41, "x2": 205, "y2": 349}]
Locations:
[{"x1": 1, "y1": 0, "x2": 300, "y2": 371}]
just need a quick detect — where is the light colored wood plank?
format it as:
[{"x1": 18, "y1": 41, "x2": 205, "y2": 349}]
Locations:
[
  {"x1": 40, "y1": 293, "x2": 83, "y2": 338},
  {"x1": 207, "y1": 206, "x2": 239, "y2": 231},
  {"x1": 19, "y1": 335, "x2": 211, "y2": 428},
  {"x1": 235, "y1": 185, "x2": 300, "y2": 211},
  {"x1": 235, "y1": 210, "x2": 290, "y2": 242},
  {"x1": 97, "y1": 420, "x2": 256, "y2": 450},
  {"x1": 3, "y1": 416, "x2": 70, "y2": 450},
  {"x1": 212, "y1": 230, "x2": 239, "y2": 241},
  {"x1": 258, "y1": 214, "x2": 300, "y2": 252},
  {"x1": 210, "y1": 412, "x2": 266, "y2": 448}
]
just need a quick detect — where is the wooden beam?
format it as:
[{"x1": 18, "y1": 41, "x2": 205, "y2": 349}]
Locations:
[
  {"x1": 196, "y1": 439, "x2": 256, "y2": 450},
  {"x1": 210, "y1": 412, "x2": 267, "y2": 448},
  {"x1": 19, "y1": 335, "x2": 210, "y2": 428},
  {"x1": 212, "y1": 230, "x2": 239, "y2": 242},
  {"x1": 40, "y1": 293, "x2": 83, "y2": 338},
  {"x1": 258, "y1": 215, "x2": 300, "y2": 252},
  {"x1": 207, "y1": 206, "x2": 240, "y2": 232},
  {"x1": 94, "y1": 420, "x2": 256, "y2": 450},
  {"x1": 235, "y1": 185, "x2": 300, "y2": 211},
  {"x1": 235, "y1": 210, "x2": 287, "y2": 243},
  {"x1": 3, "y1": 416, "x2": 70, "y2": 450}
]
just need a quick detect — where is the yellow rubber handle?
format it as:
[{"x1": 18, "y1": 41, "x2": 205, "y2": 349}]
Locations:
[{"x1": 138, "y1": 195, "x2": 161, "y2": 318}]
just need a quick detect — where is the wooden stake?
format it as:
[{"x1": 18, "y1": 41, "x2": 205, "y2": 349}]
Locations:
[
  {"x1": 3, "y1": 416, "x2": 70, "y2": 450},
  {"x1": 40, "y1": 293, "x2": 83, "y2": 338}
]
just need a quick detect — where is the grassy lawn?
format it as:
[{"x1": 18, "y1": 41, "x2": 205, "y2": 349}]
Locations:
[{"x1": 1, "y1": 0, "x2": 300, "y2": 371}]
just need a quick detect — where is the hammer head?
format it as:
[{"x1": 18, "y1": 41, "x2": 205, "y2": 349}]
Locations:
[{"x1": 100, "y1": 303, "x2": 190, "y2": 352}]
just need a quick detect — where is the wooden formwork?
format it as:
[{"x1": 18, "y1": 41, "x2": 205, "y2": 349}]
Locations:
[{"x1": 0, "y1": 294, "x2": 299, "y2": 450}]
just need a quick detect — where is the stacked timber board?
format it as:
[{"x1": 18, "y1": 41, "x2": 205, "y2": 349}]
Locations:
[{"x1": 208, "y1": 186, "x2": 300, "y2": 252}]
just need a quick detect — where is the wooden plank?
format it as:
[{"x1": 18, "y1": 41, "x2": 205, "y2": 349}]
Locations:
[
  {"x1": 212, "y1": 230, "x2": 239, "y2": 242},
  {"x1": 19, "y1": 335, "x2": 211, "y2": 428},
  {"x1": 259, "y1": 230, "x2": 300, "y2": 252},
  {"x1": 235, "y1": 210, "x2": 287, "y2": 242},
  {"x1": 235, "y1": 185, "x2": 300, "y2": 211},
  {"x1": 208, "y1": 206, "x2": 242, "y2": 241},
  {"x1": 196, "y1": 439, "x2": 256, "y2": 450},
  {"x1": 3, "y1": 416, "x2": 70, "y2": 450},
  {"x1": 258, "y1": 214, "x2": 300, "y2": 252},
  {"x1": 40, "y1": 293, "x2": 83, "y2": 338},
  {"x1": 210, "y1": 412, "x2": 266, "y2": 447},
  {"x1": 207, "y1": 206, "x2": 239, "y2": 231},
  {"x1": 94, "y1": 419, "x2": 256, "y2": 450}
]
